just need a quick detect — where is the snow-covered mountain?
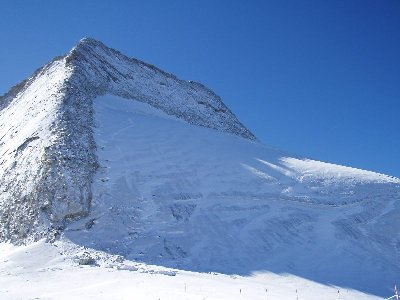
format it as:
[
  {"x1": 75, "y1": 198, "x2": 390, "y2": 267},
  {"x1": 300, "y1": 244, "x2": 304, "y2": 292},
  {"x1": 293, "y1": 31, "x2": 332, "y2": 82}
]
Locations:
[
  {"x1": 0, "y1": 38, "x2": 399, "y2": 298},
  {"x1": 0, "y1": 38, "x2": 254, "y2": 244}
]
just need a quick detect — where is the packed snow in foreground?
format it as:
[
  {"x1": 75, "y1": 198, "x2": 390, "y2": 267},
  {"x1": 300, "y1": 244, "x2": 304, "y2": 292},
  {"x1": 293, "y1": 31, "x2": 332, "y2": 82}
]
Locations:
[{"x1": 0, "y1": 240, "x2": 382, "y2": 300}]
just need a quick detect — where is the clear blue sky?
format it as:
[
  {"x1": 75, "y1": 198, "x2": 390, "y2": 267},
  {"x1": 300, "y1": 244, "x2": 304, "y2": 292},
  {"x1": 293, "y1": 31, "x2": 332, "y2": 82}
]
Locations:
[{"x1": 1, "y1": 0, "x2": 399, "y2": 177}]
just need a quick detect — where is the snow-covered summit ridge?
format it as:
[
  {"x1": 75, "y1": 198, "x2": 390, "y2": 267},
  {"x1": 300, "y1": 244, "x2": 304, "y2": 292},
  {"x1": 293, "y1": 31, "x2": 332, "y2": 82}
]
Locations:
[
  {"x1": 0, "y1": 37, "x2": 256, "y2": 141},
  {"x1": 64, "y1": 37, "x2": 256, "y2": 141}
]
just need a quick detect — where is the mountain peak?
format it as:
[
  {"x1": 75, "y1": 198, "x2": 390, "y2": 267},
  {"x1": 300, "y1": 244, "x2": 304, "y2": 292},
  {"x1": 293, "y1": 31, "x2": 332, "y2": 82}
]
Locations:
[
  {"x1": 69, "y1": 37, "x2": 109, "y2": 56},
  {"x1": 77, "y1": 36, "x2": 101, "y2": 45},
  {"x1": 63, "y1": 38, "x2": 257, "y2": 141},
  {"x1": 0, "y1": 38, "x2": 257, "y2": 244}
]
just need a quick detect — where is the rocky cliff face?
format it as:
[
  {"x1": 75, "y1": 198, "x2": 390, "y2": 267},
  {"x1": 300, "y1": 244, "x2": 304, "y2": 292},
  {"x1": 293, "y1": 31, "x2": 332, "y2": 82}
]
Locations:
[{"x1": 0, "y1": 38, "x2": 256, "y2": 243}]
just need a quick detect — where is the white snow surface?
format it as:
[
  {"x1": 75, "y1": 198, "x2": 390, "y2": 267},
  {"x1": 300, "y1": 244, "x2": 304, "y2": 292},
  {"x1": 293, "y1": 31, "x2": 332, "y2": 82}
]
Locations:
[
  {"x1": 0, "y1": 239, "x2": 383, "y2": 300},
  {"x1": 0, "y1": 58, "x2": 76, "y2": 241},
  {"x1": 0, "y1": 59, "x2": 70, "y2": 193}
]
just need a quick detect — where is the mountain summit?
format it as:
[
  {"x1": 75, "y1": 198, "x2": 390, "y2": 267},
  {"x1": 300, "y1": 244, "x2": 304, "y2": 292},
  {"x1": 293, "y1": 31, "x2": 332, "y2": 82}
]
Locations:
[
  {"x1": 0, "y1": 38, "x2": 255, "y2": 243},
  {"x1": 0, "y1": 38, "x2": 399, "y2": 296}
]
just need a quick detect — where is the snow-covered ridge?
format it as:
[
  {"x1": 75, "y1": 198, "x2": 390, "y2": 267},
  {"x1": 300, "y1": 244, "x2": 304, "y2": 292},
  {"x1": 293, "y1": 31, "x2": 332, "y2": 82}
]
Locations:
[
  {"x1": 0, "y1": 58, "x2": 78, "y2": 243},
  {"x1": 1, "y1": 38, "x2": 255, "y2": 143},
  {"x1": 65, "y1": 37, "x2": 256, "y2": 141}
]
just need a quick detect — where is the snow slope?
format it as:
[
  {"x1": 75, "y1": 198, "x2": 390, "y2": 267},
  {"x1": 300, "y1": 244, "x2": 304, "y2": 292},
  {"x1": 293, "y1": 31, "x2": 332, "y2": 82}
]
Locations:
[
  {"x1": 0, "y1": 58, "x2": 83, "y2": 243},
  {"x1": 62, "y1": 94, "x2": 399, "y2": 297}
]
